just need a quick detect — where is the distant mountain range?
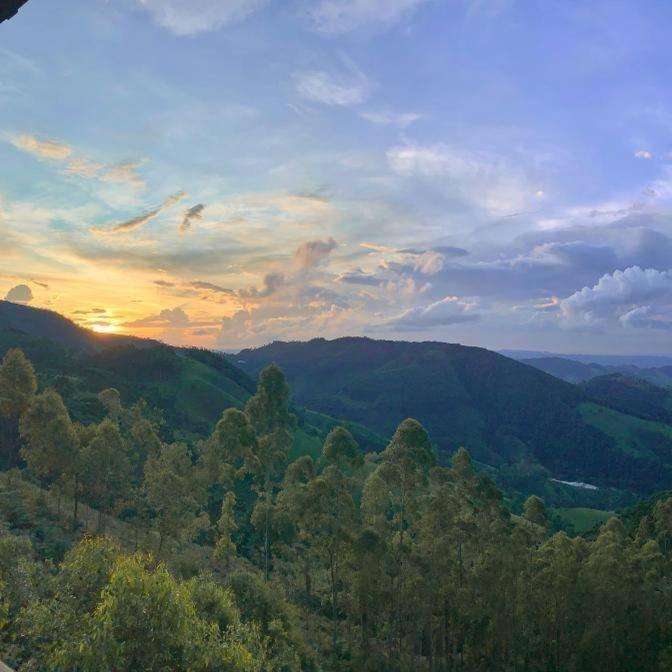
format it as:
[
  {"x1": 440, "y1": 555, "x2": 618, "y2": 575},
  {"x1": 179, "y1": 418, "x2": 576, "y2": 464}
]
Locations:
[
  {"x1": 508, "y1": 354, "x2": 672, "y2": 388},
  {"x1": 5, "y1": 300, "x2": 672, "y2": 503},
  {"x1": 502, "y1": 349, "x2": 672, "y2": 369}
]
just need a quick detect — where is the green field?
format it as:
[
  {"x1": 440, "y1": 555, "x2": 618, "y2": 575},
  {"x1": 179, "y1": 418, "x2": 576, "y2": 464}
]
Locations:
[{"x1": 552, "y1": 507, "x2": 613, "y2": 533}]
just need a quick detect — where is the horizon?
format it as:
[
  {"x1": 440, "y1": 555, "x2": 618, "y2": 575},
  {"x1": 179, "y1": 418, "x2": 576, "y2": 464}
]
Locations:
[
  {"x1": 3, "y1": 1, "x2": 672, "y2": 354},
  {"x1": 5, "y1": 297, "x2": 672, "y2": 360}
]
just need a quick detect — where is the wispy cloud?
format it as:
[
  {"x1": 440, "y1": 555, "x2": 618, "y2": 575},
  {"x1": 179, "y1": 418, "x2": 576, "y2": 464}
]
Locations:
[
  {"x1": 10, "y1": 134, "x2": 146, "y2": 189},
  {"x1": 306, "y1": 0, "x2": 427, "y2": 34},
  {"x1": 136, "y1": 0, "x2": 267, "y2": 35},
  {"x1": 91, "y1": 192, "x2": 185, "y2": 236},
  {"x1": 11, "y1": 135, "x2": 72, "y2": 161},
  {"x1": 360, "y1": 110, "x2": 422, "y2": 128},
  {"x1": 180, "y1": 203, "x2": 205, "y2": 233},
  {"x1": 101, "y1": 160, "x2": 146, "y2": 190},
  {"x1": 293, "y1": 66, "x2": 369, "y2": 106}
]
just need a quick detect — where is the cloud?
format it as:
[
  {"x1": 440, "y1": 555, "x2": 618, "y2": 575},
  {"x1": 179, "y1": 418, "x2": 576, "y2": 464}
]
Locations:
[
  {"x1": 180, "y1": 203, "x2": 205, "y2": 233},
  {"x1": 381, "y1": 296, "x2": 479, "y2": 331},
  {"x1": 187, "y1": 280, "x2": 235, "y2": 295},
  {"x1": 558, "y1": 266, "x2": 672, "y2": 329},
  {"x1": 137, "y1": 0, "x2": 266, "y2": 35},
  {"x1": 65, "y1": 157, "x2": 104, "y2": 177},
  {"x1": 123, "y1": 306, "x2": 190, "y2": 328},
  {"x1": 91, "y1": 192, "x2": 185, "y2": 235},
  {"x1": 635, "y1": 150, "x2": 653, "y2": 159},
  {"x1": 101, "y1": 160, "x2": 146, "y2": 190},
  {"x1": 306, "y1": 0, "x2": 427, "y2": 34},
  {"x1": 337, "y1": 269, "x2": 382, "y2": 286},
  {"x1": 239, "y1": 272, "x2": 286, "y2": 299},
  {"x1": 154, "y1": 279, "x2": 176, "y2": 287},
  {"x1": 10, "y1": 135, "x2": 145, "y2": 188},
  {"x1": 387, "y1": 143, "x2": 535, "y2": 214},
  {"x1": 293, "y1": 68, "x2": 369, "y2": 106},
  {"x1": 73, "y1": 307, "x2": 106, "y2": 315},
  {"x1": 294, "y1": 237, "x2": 338, "y2": 269},
  {"x1": 414, "y1": 250, "x2": 444, "y2": 275},
  {"x1": 360, "y1": 110, "x2": 422, "y2": 127},
  {"x1": 4, "y1": 284, "x2": 33, "y2": 303},
  {"x1": 11, "y1": 135, "x2": 73, "y2": 161}
]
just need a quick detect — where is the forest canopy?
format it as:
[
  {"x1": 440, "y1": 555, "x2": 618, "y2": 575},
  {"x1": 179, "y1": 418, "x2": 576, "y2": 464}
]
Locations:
[{"x1": 0, "y1": 347, "x2": 671, "y2": 671}]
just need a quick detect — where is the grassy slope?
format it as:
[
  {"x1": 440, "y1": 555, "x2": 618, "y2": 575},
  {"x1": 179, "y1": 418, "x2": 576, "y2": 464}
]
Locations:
[{"x1": 551, "y1": 507, "x2": 613, "y2": 534}]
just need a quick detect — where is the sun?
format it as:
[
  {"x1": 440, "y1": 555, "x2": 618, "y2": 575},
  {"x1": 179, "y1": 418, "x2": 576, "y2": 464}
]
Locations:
[{"x1": 91, "y1": 323, "x2": 119, "y2": 334}]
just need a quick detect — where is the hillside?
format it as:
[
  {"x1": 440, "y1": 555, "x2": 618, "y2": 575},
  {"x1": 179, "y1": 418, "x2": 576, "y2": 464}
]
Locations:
[
  {"x1": 237, "y1": 337, "x2": 672, "y2": 494},
  {"x1": 0, "y1": 302, "x2": 384, "y2": 452},
  {"x1": 516, "y1": 352, "x2": 672, "y2": 388},
  {"x1": 581, "y1": 374, "x2": 672, "y2": 424},
  {"x1": 0, "y1": 302, "x2": 255, "y2": 436}
]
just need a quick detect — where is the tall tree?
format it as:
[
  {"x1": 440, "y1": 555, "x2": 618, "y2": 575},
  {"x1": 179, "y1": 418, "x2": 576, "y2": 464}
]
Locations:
[
  {"x1": 245, "y1": 364, "x2": 295, "y2": 580},
  {"x1": 0, "y1": 348, "x2": 36, "y2": 420}
]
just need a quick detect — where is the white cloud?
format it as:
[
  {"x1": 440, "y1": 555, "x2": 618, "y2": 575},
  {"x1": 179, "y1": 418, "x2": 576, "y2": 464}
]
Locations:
[
  {"x1": 635, "y1": 149, "x2": 653, "y2": 159},
  {"x1": 137, "y1": 0, "x2": 266, "y2": 35},
  {"x1": 4, "y1": 284, "x2": 33, "y2": 304},
  {"x1": 360, "y1": 110, "x2": 422, "y2": 127},
  {"x1": 307, "y1": 0, "x2": 427, "y2": 34},
  {"x1": 559, "y1": 266, "x2": 672, "y2": 329},
  {"x1": 293, "y1": 68, "x2": 369, "y2": 106},
  {"x1": 387, "y1": 143, "x2": 535, "y2": 214},
  {"x1": 382, "y1": 295, "x2": 479, "y2": 331}
]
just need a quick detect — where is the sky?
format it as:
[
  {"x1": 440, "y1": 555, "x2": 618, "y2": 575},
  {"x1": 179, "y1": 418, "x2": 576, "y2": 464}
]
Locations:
[{"x1": 2, "y1": 0, "x2": 672, "y2": 353}]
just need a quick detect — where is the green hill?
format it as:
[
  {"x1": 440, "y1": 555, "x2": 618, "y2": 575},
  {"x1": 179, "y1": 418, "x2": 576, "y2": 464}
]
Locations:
[{"x1": 236, "y1": 337, "x2": 672, "y2": 494}]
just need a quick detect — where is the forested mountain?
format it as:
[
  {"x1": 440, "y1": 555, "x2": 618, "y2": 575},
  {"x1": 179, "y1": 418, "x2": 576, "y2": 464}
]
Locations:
[
  {"x1": 1, "y1": 345, "x2": 672, "y2": 672},
  {"x1": 0, "y1": 301, "x2": 254, "y2": 436},
  {"x1": 237, "y1": 338, "x2": 672, "y2": 494}
]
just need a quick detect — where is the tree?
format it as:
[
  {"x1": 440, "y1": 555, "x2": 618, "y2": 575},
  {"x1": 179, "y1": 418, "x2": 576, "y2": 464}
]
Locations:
[
  {"x1": 20, "y1": 389, "x2": 80, "y2": 521},
  {"x1": 98, "y1": 388, "x2": 122, "y2": 423},
  {"x1": 20, "y1": 389, "x2": 79, "y2": 482},
  {"x1": 301, "y1": 464, "x2": 358, "y2": 653},
  {"x1": 523, "y1": 495, "x2": 548, "y2": 528},
  {"x1": 245, "y1": 364, "x2": 295, "y2": 581},
  {"x1": 201, "y1": 408, "x2": 257, "y2": 505},
  {"x1": 144, "y1": 442, "x2": 207, "y2": 555},
  {"x1": 323, "y1": 426, "x2": 363, "y2": 471},
  {"x1": 0, "y1": 348, "x2": 36, "y2": 420},
  {"x1": 79, "y1": 419, "x2": 131, "y2": 531},
  {"x1": 0, "y1": 348, "x2": 37, "y2": 468},
  {"x1": 214, "y1": 491, "x2": 238, "y2": 573}
]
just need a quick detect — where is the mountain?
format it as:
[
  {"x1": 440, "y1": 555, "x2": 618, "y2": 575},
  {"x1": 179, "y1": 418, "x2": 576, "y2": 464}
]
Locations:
[
  {"x1": 0, "y1": 302, "x2": 383, "y2": 453},
  {"x1": 502, "y1": 349, "x2": 672, "y2": 368},
  {"x1": 237, "y1": 337, "x2": 672, "y2": 494},
  {"x1": 0, "y1": 0, "x2": 29, "y2": 24},
  {"x1": 519, "y1": 354, "x2": 672, "y2": 388},
  {"x1": 580, "y1": 374, "x2": 672, "y2": 424},
  {"x1": 0, "y1": 301, "x2": 254, "y2": 436}
]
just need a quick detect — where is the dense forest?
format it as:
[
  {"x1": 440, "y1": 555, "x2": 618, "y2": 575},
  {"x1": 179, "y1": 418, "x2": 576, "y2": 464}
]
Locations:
[{"x1": 0, "y1": 346, "x2": 672, "y2": 671}]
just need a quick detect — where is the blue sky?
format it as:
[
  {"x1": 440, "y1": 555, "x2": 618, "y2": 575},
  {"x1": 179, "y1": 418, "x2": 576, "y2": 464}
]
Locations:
[{"x1": 2, "y1": 0, "x2": 672, "y2": 353}]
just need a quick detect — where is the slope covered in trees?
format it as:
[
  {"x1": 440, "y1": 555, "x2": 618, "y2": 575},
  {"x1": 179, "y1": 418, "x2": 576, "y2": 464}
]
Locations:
[
  {"x1": 237, "y1": 337, "x2": 672, "y2": 494},
  {"x1": 1, "y1": 348, "x2": 672, "y2": 671}
]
